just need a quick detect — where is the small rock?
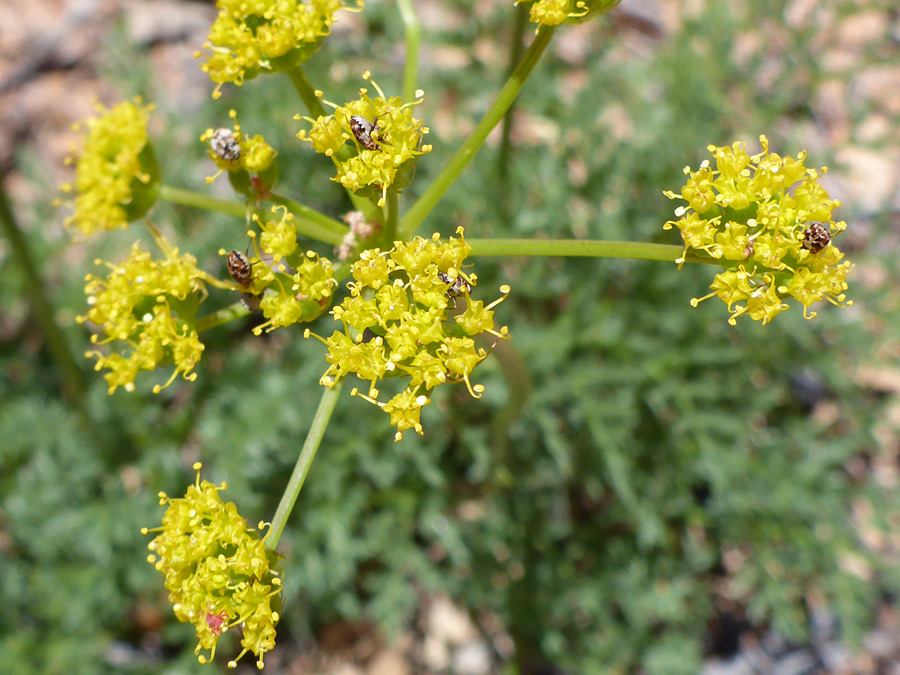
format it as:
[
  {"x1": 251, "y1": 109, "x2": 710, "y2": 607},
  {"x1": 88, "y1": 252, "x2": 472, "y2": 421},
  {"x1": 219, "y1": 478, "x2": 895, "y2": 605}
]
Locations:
[
  {"x1": 835, "y1": 146, "x2": 900, "y2": 214},
  {"x1": 428, "y1": 596, "x2": 476, "y2": 646},
  {"x1": 125, "y1": 0, "x2": 214, "y2": 46},
  {"x1": 368, "y1": 649, "x2": 409, "y2": 675},
  {"x1": 452, "y1": 640, "x2": 492, "y2": 675},
  {"x1": 771, "y1": 650, "x2": 816, "y2": 675}
]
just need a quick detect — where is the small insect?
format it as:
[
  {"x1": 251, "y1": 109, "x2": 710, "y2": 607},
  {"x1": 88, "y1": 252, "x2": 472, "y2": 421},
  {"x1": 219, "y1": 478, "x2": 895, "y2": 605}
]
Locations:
[
  {"x1": 437, "y1": 271, "x2": 472, "y2": 308},
  {"x1": 226, "y1": 250, "x2": 253, "y2": 288},
  {"x1": 800, "y1": 221, "x2": 831, "y2": 253},
  {"x1": 210, "y1": 128, "x2": 241, "y2": 161},
  {"x1": 348, "y1": 114, "x2": 386, "y2": 151}
]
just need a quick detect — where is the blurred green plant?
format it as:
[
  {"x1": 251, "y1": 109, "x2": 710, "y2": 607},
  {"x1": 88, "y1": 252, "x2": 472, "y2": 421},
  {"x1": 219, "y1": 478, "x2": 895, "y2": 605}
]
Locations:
[{"x1": 1, "y1": 1, "x2": 895, "y2": 674}]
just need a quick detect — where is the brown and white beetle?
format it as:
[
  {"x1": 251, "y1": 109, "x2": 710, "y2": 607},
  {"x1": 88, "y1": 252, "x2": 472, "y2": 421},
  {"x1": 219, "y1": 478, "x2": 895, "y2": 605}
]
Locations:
[
  {"x1": 226, "y1": 250, "x2": 253, "y2": 288},
  {"x1": 210, "y1": 128, "x2": 241, "y2": 162},
  {"x1": 800, "y1": 221, "x2": 831, "y2": 254},
  {"x1": 437, "y1": 271, "x2": 472, "y2": 308},
  {"x1": 348, "y1": 113, "x2": 387, "y2": 151}
]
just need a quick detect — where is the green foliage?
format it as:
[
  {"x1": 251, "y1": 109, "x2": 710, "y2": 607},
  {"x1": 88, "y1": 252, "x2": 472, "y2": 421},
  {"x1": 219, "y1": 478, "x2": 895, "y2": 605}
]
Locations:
[{"x1": 1, "y1": 0, "x2": 895, "y2": 672}]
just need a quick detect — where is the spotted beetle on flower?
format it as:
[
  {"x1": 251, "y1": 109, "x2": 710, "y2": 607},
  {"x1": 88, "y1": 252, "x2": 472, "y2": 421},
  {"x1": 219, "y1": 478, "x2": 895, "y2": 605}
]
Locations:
[
  {"x1": 663, "y1": 136, "x2": 853, "y2": 325},
  {"x1": 296, "y1": 71, "x2": 433, "y2": 207},
  {"x1": 201, "y1": 110, "x2": 278, "y2": 196},
  {"x1": 305, "y1": 227, "x2": 510, "y2": 441}
]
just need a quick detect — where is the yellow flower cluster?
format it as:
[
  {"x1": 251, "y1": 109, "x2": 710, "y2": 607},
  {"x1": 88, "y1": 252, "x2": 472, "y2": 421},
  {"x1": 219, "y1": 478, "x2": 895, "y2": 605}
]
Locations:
[
  {"x1": 201, "y1": 110, "x2": 278, "y2": 189},
  {"x1": 664, "y1": 136, "x2": 853, "y2": 325},
  {"x1": 296, "y1": 72, "x2": 432, "y2": 207},
  {"x1": 143, "y1": 463, "x2": 282, "y2": 669},
  {"x1": 253, "y1": 250, "x2": 337, "y2": 334},
  {"x1": 60, "y1": 99, "x2": 158, "y2": 237},
  {"x1": 306, "y1": 228, "x2": 510, "y2": 441},
  {"x1": 217, "y1": 205, "x2": 337, "y2": 331},
  {"x1": 197, "y1": 0, "x2": 363, "y2": 98},
  {"x1": 78, "y1": 236, "x2": 208, "y2": 394},
  {"x1": 514, "y1": 0, "x2": 621, "y2": 28}
]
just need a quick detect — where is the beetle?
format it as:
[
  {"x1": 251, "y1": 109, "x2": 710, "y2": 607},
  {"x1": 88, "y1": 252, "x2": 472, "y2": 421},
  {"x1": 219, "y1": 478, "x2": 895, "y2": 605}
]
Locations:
[
  {"x1": 801, "y1": 221, "x2": 831, "y2": 253},
  {"x1": 226, "y1": 250, "x2": 253, "y2": 288},
  {"x1": 210, "y1": 128, "x2": 241, "y2": 161},
  {"x1": 348, "y1": 113, "x2": 387, "y2": 151},
  {"x1": 437, "y1": 271, "x2": 472, "y2": 308}
]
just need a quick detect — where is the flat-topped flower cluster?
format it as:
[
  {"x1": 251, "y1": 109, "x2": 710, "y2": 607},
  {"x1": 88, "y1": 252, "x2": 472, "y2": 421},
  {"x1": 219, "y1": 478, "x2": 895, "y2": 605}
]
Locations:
[
  {"x1": 143, "y1": 463, "x2": 282, "y2": 669},
  {"x1": 79, "y1": 236, "x2": 207, "y2": 394},
  {"x1": 664, "y1": 136, "x2": 852, "y2": 325},
  {"x1": 307, "y1": 228, "x2": 509, "y2": 440}
]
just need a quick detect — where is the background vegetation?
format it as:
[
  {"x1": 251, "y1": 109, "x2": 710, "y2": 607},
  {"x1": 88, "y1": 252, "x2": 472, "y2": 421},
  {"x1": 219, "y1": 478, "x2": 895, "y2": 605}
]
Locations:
[{"x1": 2, "y1": 0, "x2": 899, "y2": 673}]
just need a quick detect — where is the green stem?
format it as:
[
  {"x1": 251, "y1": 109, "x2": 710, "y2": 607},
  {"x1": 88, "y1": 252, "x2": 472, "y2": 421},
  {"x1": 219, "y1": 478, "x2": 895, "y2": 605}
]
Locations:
[
  {"x1": 268, "y1": 382, "x2": 343, "y2": 549},
  {"x1": 396, "y1": 0, "x2": 421, "y2": 104},
  {"x1": 398, "y1": 26, "x2": 556, "y2": 238},
  {"x1": 287, "y1": 66, "x2": 380, "y2": 222},
  {"x1": 383, "y1": 192, "x2": 399, "y2": 245},
  {"x1": 1, "y1": 178, "x2": 86, "y2": 404},
  {"x1": 160, "y1": 184, "x2": 346, "y2": 246},
  {"x1": 269, "y1": 194, "x2": 347, "y2": 246},
  {"x1": 467, "y1": 238, "x2": 717, "y2": 264},
  {"x1": 497, "y1": 2, "x2": 530, "y2": 186},
  {"x1": 489, "y1": 337, "x2": 532, "y2": 461},
  {"x1": 159, "y1": 184, "x2": 247, "y2": 218},
  {"x1": 195, "y1": 302, "x2": 251, "y2": 332},
  {"x1": 286, "y1": 66, "x2": 327, "y2": 118}
]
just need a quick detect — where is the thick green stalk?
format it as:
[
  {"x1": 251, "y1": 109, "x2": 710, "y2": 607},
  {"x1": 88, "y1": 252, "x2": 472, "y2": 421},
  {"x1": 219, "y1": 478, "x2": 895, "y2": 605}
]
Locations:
[
  {"x1": 497, "y1": 2, "x2": 530, "y2": 186},
  {"x1": 195, "y1": 302, "x2": 251, "y2": 332},
  {"x1": 286, "y1": 66, "x2": 327, "y2": 118},
  {"x1": 398, "y1": 26, "x2": 556, "y2": 238},
  {"x1": 396, "y1": 0, "x2": 421, "y2": 104},
  {"x1": 268, "y1": 194, "x2": 347, "y2": 245},
  {"x1": 268, "y1": 382, "x2": 343, "y2": 549},
  {"x1": 383, "y1": 192, "x2": 399, "y2": 245},
  {"x1": 468, "y1": 238, "x2": 717, "y2": 264},
  {"x1": 1, "y1": 179, "x2": 85, "y2": 403},
  {"x1": 287, "y1": 66, "x2": 380, "y2": 221},
  {"x1": 489, "y1": 337, "x2": 532, "y2": 460},
  {"x1": 159, "y1": 184, "x2": 247, "y2": 218},
  {"x1": 160, "y1": 185, "x2": 345, "y2": 246}
]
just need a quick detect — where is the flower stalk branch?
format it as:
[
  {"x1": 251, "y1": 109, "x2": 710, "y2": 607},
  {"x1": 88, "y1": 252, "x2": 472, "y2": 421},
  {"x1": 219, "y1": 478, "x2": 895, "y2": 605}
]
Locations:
[
  {"x1": 268, "y1": 381, "x2": 343, "y2": 549},
  {"x1": 497, "y1": 2, "x2": 530, "y2": 189},
  {"x1": 396, "y1": 0, "x2": 421, "y2": 104},
  {"x1": 195, "y1": 302, "x2": 251, "y2": 332},
  {"x1": 160, "y1": 185, "x2": 346, "y2": 246},
  {"x1": 383, "y1": 191, "x2": 399, "y2": 245},
  {"x1": 159, "y1": 184, "x2": 247, "y2": 218},
  {"x1": 2, "y1": 179, "x2": 86, "y2": 403},
  {"x1": 398, "y1": 26, "x2": 556, "y2": 238},
  {"x1": 467, "y1": 238, "x2": 718, "y2": 264},
  {"x1": 286, "y1": 66, "x2": 327, "y2": 119},
  {"x1": 269, "y1": 193, "x2": 348, "y2": 241}
]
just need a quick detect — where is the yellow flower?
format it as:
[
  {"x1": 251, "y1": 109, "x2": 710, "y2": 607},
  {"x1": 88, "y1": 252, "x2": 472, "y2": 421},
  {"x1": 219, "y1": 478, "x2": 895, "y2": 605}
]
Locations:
[
  {"x1": 664, "y1": 136, "x2": 852, "y2": 325},
  {"x1": 296, "y1": 72, "x2": 432, "y2": 207},
  {"x1": 255, "y1": 206, "x2": 298, "y2": 263},
  {"x1": 78, "y1": 233, "x2": 210, "y2": 393},
  {"x1": 143, "y1": 463, "x2": 282, "y2": 669},
  {"x1": 197, "y1": 0, "x2": 364, "y2": 99},
  {"x1": 306, "y1": 228, "x2": 510, "y2": 441},
  {"x1": 252, "y1": 251, "x2": 336, "y2": 335},
  {"x1": 60, "y1": 99, "x2": 158, "y2": 237},
  {"x1": 514, "y1": 0, "x2": 621, "y2": 28},
  {"x1": 200, "y1": 110, "x2": 278, "y2": 197}
]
